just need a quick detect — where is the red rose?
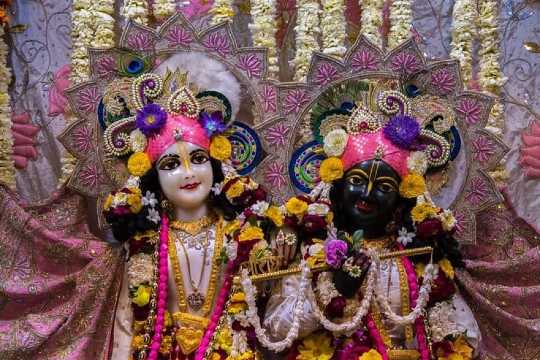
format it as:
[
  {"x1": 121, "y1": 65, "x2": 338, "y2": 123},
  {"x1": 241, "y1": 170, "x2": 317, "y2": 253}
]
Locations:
[
  {"x1": 428, "y1": 271, "x2": 456, "y2": 305},
  {"x1": 302, "y1": 214, "x2": 327, "y2": 233},
  {"x1": 416, "y1": 218, "x2": 444, "y2": 239},
  {"x1": 432, "y1": 340, "x2": 453, "y2": 357}
]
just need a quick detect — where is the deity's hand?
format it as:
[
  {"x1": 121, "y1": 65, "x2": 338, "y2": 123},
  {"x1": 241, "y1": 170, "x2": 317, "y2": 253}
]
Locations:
[
  {"x1": 271, "y1": 228, "x2": 298, "y2": 268},
  {"x1": 334, "y1": 252, "x2": 371, "y2": 298}
]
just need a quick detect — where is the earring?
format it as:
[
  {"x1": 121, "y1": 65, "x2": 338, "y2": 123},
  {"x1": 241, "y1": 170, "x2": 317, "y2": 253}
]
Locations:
[{"x1": 161, "y1": 199, "x2": 173, "y2": 216}]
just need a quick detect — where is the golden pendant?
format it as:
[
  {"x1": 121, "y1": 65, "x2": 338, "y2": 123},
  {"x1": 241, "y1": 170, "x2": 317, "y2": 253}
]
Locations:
[{"x1": 173, "y1": 312, "x2": 209, "y2": 355}]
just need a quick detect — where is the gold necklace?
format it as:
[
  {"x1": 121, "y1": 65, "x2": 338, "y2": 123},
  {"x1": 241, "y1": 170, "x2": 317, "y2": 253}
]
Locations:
[
  {"x1": 170, "y1": 213, "x2": 215, "y2": 235},
  {"x1": 168, "y1": 216, "x2": 224, "y2": 316},
  {"x1": 178, "y1": 230, "x2": 209, "y2": 311}
]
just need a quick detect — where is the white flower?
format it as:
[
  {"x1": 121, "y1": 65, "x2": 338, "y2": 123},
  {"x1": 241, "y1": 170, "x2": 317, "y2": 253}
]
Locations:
[
  {"x1": 211, "y1": 182, "x2": 223, "y2": 195},
  {"x1": 112, "y1": 192, "x2": 128, "y2": 207},
  {"x1": 407, "y1": 151, "x2": 428, "y2": 175},
  {"x1": 147, "y1": 207, "x2": 161, "y2": 224},
  {"x1": 130, "y1": 129, "x2": 147, "y2": 153},
  {"x1": 142, "y1": 191, "x2": 158, "y2": 208},
  {"x1": 438, "y1": 209, "x2": 456, "y2": 231},
  {"x1": 225, "y1": 240, "x2": 238, "y2": 261},
  {"x1": 308, "y1": 243, "x2": 324, "y2": 256},
  {"x1": 427, "y1": 298, "x2": 464, "y2": 342},
  {"x1": 125, "y1": 175, "x2": 140, "y2": 188},
  {"x1": 251, "y1": 201, "x2": 269, "y2": 216},
  {"x1": 397, "y1": 227, "x2": 415, "y2": 246},
  {"x1": 315, "y1": 271, "x2": 339, "y2": 306},
  {"x1": 323, "y1": 128, "x2": 348, "y2": 157},
  {"x1": 307, "y1": 202, "x2": 330, "y2": 216}
]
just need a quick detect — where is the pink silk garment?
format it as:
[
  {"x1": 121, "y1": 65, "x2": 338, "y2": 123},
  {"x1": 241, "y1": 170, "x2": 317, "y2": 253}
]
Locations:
[{"x1": 0, "y1": 185, "x2": 123, "y2": 360}]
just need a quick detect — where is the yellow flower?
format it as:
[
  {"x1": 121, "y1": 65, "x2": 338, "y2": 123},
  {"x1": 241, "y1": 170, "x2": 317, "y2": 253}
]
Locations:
[
  {"x1": 415, "y1": 263, "x2": 426, "y2": 278},
  {"x1": 210, "y1": 352, "x2": 223, "y2": 360},
  {"x1": 216, "y1": 328, "x2": 232, "y2": 352},
  {"x1": 226, "y1": 181, "x2": 245, "y2": 199},
  {"x1": 103, "y1": 194, "x2": 113, "y2": 210},
  {"x1": 399, "y1": 173, "x2": 426, "y2": 198},
  {"x1": 132, "y1": 285, "x2": 151, "y2": 307},
  {"x1": 210, "y1": 135, "x2": 232, "y2": 161},
  {"x1": 297, "y1": 332, "x2": 334, "y2": 360},
  {"x1": 238, "y1": 225, "x2": 264, "y2": 242},
  {"x1": 127, "y1": 152, "x2": 152, "y2": 176},
  {"x1": 325, "y1": 211, "x2": 334, "y2": 224},
  {"x1": 285, "y1": 197, "x2": 309, "y2": 217},
  {"x1": 319, "y1": 157, "x2": 344, "y2": 183},
  {"x1": 359, "y1": 349, "x2": 383, "y2": 360},
  {"x1": 265, "y1": 206, "x2": 284, "y2": 227},
  {"x1": 438, "y1": 258, "x2": 455, "y2": 280},
  {"x1": 224, "y1": 220, "x2": 241, "y2": 235},
  {"x1": 411, "y1": 203, "x2": 437, "y2": 223},
  {"x1": 127, "y1": 193, "x2": 143, "y2": 213},
  {"x1": 231, "y1": 291, "x2": 246, "y2": 302},
  {"x1": 159, "y1": 335, "x2": 172, "y2": 355},
  {"x1": 227, "y1": 302, "x2": 247, "y2": 315},
  {"x1": 453, "y1": 336, "x2": 473, "y2": 359},
  {"x1": 131, "y1": 335, "x2": 145, "y2": 350},
  {"x1": 307, "y1": 249, "x2": 326, "y2": 268},
  {"x1": 226, "y1": 351, "x2": 255, "y2": 360}
]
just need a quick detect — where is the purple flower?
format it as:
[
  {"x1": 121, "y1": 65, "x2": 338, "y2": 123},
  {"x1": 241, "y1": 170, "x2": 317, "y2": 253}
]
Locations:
[
  {"x1": 325, "y1": 238, "x2": 349, "y2": 269},
  {"x1": 199, "y1": 111, "x2": 226, "y2": 136},
  {"x1": 383, "y1": 115, "x2": 420, "y2": 149},
  {"x1": 135, "y1": 103, "x2": 167, "y2": 136}
]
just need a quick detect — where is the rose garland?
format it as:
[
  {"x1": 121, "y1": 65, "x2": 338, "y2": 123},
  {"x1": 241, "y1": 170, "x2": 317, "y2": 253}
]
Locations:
[
  {"x1": 292, "y1": 0, "x2": 321, "y2": 81},
  {"x1": 248, "y1": 0, "x2": 279, "y2": 76},
  {"x1": 210, "y1": 0, "x2": 235, "y2": 25},
  {"x1": 450, "y1": 0, "x2": 475, "y2": 86},
  {"x1": 60, "y1": 0, "x2": 115, "y2": 182},
  {"x1": 387, "y1": 0, "x2": 412, "y2": 49},
  {"x1": 320, "y1": 0, "x2": 347, "y2": 57},
  {"x1": 0, "y1": 25, "x2": 15, "y2": 189},
  {"x1": 152, "y1": 0, "x2": 176, "y2": 22},
  {"x1": 121, "y1": 0, "x2": 150, "y2": 25},
  {"x1": 360, "y1": 0, "x2": 384, "y2": 48}
]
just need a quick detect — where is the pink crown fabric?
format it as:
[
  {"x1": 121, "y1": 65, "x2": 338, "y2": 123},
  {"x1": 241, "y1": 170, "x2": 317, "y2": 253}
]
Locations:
[
  {"x1": 145, "y1": 114, "x2": 210, "y2": 162},
  {"x1": 341, "y1": 130, "x2": 410, "y2": 178}
]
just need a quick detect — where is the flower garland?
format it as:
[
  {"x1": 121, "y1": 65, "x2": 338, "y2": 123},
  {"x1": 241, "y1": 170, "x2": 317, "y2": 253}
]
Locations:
[
  {"x1": 61, "y1": 0, "x2": 115, "y2": 182},
  {"x1": 320, "y1": 0, "x2": 347, "y2": 57},
  {"x1": 152, "y1": 0, "x2": 176, "y2": 22},
  {"x1": 248, "y1": 0, "x2": 279, "y2": 76},
  {"x1": 387, "y1": 0, "x2": 412, "y2": 49},
  {"x1": 210, "y1": 0, "x2": 235, "y2": 25},
  {"x1": 292, "y1": 0, "x2": 321, "y2": 81},
  {"x1": 240, "y1": 262, "x2": 311, "y2": 352},
  {"x1": 360, "y1": 0, "x2": 384, "y2": 48},
  {"x1": 0, "y1": 25, "x2": 15, "y2": 189},
  {"x1": 450, "y1": 0, "x2": 475, "y2": 86},
  {"x1": 121, "y1": 0, "x2": 150, "y2": 26}
]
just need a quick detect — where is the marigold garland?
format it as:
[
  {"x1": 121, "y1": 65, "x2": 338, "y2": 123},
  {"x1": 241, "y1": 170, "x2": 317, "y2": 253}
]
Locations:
[
  {"x1": 249, "y1": 0, "x2": 279, "y2": 76},
  {"x1": 0, "y1": 25, "x2": 15, "y2": 189},
  {"x1": 292, "y1": 0, "x2": 321, "y2": 81},
  {"x1": 388, "y1": 0, "x2": 412, "y2": 49},
  {"x1": 450, "y1": 0, "x2": 475, "y2": 86},
  {"x1": 360, "y1": 0, "x2": 384, "y2": 48},
  {"x1": 121, "y1": 0, "x2": 150, "y2": 26},
  {"x1": 60, "y1": 0, "x2": 115, "y2": 184},
  {"x1": 320, "y1": 0, "x2": 347, "y2": 57}
]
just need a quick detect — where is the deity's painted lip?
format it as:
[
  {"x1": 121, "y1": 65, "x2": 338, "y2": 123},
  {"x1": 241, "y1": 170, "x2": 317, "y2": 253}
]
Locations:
[
  {"x1": 355, "y1": 200, "x2": 375, "y2": 213},
  {"x1": 180, "y1": 182, "x2": 201, "y2": 190}
]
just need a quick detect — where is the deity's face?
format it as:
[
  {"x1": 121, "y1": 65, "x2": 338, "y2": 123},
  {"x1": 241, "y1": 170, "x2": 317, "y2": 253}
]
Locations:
[
  {"x1": 336, "y1": 159, "x2": 401, "y2": 237},
  {"x1": 156, "y1": 141, "x2": 214, "y2": 210}
]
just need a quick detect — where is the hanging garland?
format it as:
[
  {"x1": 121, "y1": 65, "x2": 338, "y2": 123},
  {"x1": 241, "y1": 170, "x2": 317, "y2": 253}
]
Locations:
[
  {"x1": 450, "y1": 0, "x2": 475, "y2": 86},
  {"x1": 292, "y1": 0, "x2": 321, "y2": 81},
  {"x1": 153, "y1": 0, "x2": 176, "y2": 22},
  {"x1": 360, "y1": 0, "x2": 384, "y2": 48},
  {"x1": 249, "y1": 0, "x2": 279, "y2": 76},
  {"x1": 320, "y1": 0, "x2": 347, "y2": 57},
  {"x1": 387, "y1": 0, "x2": 412, "y2": 49},
  {"x1": 121, "y1": 0, "x2": 150, "y2": 26},
  {"x1": 0, "y1": 23, "x2": 15, "y2": 189},
  {"x1": 60, "y1": 0, "x2": 115, "y2": 183},
  {"x1": 210, "y1": 0, "x2": 235, "y2": 25}
]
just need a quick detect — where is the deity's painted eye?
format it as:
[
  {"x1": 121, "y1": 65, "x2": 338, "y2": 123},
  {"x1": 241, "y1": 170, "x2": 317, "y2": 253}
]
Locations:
[
  {"x1": 191, "y1": 150, "x2": 209, "y2": 165},
  {"x1": 377, "y1": 181, "x2": 397, "y2": 193},
  {"x1": 158, "y1": 155, "x2": 180, "y2": 170},
  {"x1": 347, "y1": 174, "x2": 367, "y2": 186}
]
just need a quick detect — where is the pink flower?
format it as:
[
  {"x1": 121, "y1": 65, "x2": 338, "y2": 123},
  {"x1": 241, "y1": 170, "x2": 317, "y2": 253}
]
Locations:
[
  {"x1": 48, "y1": 64, "x2": 71, "y2": 116},
  {"x1": 325, "y1": 239, "x2": 349, "y2": 269}
]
